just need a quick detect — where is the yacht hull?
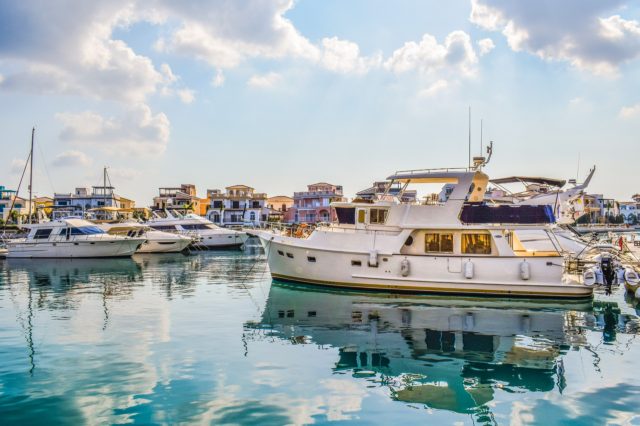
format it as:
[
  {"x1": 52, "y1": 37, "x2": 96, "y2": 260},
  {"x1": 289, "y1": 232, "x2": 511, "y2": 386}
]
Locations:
[
  {"x1": 6, "y1": 239, "x2": 144, "y2": 258},
  {"x1": 137, "y1": 236, "x2": 192, "y2": 253},
  {"x1": 198, "y1": 232, "x2": 249, "y2": 249},
  {"x1": 257, "y1": 234, "x2": 593, "y2": 299}
]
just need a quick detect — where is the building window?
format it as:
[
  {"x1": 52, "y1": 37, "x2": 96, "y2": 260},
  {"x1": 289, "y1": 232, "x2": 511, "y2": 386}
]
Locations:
[
  {"x1": 425, "y1": 233, "x2": 454, "y2": 253},
  {"x1": 461, "y1": 233, "x2": 492, "y2": 255},
  {"x1": 252, "y1": 201, "x2": 260, "y2": 208},
  {"x1": 232, "y1": 201, "x2": 240, "y2": 209},
  {"x1": 370, "y1": 209, "x2": 388, "y2": 224},
  {"x1": 249, "y1": 212, "x2": 256, "y2": 221},
  {"x1": 213, "y1": 201, "x2": 222, "y2": 208}
]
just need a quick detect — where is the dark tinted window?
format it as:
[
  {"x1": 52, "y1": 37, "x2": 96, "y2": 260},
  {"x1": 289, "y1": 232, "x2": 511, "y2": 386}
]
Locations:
[
  {"x1": 34, "y1": 229, "x2": 53, "y2": 239},
  {"x1": 335, "y1": 207, "x2": 355, "y2": 224}
]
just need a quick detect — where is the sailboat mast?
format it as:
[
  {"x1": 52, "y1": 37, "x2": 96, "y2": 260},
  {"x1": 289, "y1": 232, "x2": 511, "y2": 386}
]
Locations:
[
  {"x1": 28, "y1": 127, "x2": 34, "y2": 224},
  {"x1": 103, "y1": 166, "x2": 107, "y2": 207}
]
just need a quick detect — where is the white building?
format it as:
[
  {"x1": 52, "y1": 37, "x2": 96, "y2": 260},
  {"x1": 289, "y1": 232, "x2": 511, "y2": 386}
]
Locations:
[
  {"x1": 619, "y1": 201, "x2": 638, "y2": 224},
  {"x1": 206, "y1": 185, "x2": 268, "y2": 227},
  {"x1": 53, "y1": 186, "x2": 135, "y2": 220}
]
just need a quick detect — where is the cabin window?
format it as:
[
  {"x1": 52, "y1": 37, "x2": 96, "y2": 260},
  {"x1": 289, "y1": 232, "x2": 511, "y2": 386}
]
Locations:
[
  {"x1": 462, "y1": 233, "x2": 492, "y2": 255},
  {"x1": 307, "y1": 256, "x2": 316, "y2": 263},
  {"x1": 369, "y1": 209, "x2": 388, "y2": 224},
  {"x1": 181, "y1": 224, "x2": 213, "y2": 230},
  {"x1": 150, "y1": 225, "x2": 176, "y2": 231},
  {"x1": 357, "y1": 210, "x2": 366, "y2": 224},
  {"x1": 425, "y1": 233, "x2": 454, "y2": 253},
  {"x1": 69, "y1": 226, "x2": 104, "y2": 235},
  {"x1": 33, "y1": 228, "x2": 53, "y2": 239},
  {"x1": 335, "y1": 207, "x2": 355, "y2": 224}
]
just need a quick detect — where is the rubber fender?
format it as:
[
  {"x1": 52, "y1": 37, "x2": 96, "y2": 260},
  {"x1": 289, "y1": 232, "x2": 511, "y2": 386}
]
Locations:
[
  {"x1": 520, "y1": 261, "x2": 531, "y2": 281},
  {"x1": 464, "y1": 260, "x2": 474, "y2": 279}
]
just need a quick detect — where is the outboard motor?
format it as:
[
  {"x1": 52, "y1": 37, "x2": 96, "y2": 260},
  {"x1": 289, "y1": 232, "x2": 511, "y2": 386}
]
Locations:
[{"x1": 600, "y1": 255, "x2": 615, "y2": 295}]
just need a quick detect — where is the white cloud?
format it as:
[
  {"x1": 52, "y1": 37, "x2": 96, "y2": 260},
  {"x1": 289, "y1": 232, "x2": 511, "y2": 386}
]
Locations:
[
  {"x1": 419, "y1": 79, "x2": 450, "y2": 97},
  {"x1": 619, "y1": 104, "x2": 640, "y2": 119},
  {"x1": 177, "y1": 88, "x2": 195, "y2": 104},
  {"x1": 10, "y1": 158, "x2": 26, "y2": 174},
  {"x1": 320, "y1": 37, "x2": 382, "y2": 74},
  {"x1": 247, "y1": 72, "x2": 282, "y2": 88},
  {"x1": 211, "y1": 69, "x2": 225, "y2": 87},
  {"x1": 0, "y1": 1, "x2": 168, "y2": 102},
  {"x1": 470, "y1": 0, "x2": 640, "y2": 75},
  {"x1": 477, "y1": 38, "x2": 496, "y2": 56},
  {"x1": 384, "y1": 31, "x2": 478, "y2": 77},
  {"x1": 155, "y1": 0, "x2": 319, "y2": 69},
  {"x1": 56, "y1": 104, "x2": 170, "y2": 155},
  {"x1": 52, "y1": 150, "x2": 92, "y2": 167}
]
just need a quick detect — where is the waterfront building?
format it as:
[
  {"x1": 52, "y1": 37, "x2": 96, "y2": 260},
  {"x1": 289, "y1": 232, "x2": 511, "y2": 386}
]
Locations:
[
  {"x1": 206, "y1": 185, "x2": 268, "y2": 226},
  {"x1": 0, "y1": 186, "x2": 35, "y2": 222},
  {"x1": 619, "y1": 201, "x2": 638, "y2": 224},
  {"x1": 356, "y1": 181, "x2": 417, "y2": 203},
  {"x1": 53, "y1": 186, "x2": 135, "y2": 220},
  {"x1": 288, "y1": 182, "x2": 346, "y2": 223},
  {"x1": 152, "y1": 184, "x2": 208, "y2": 216},
  {"x1": 35, "y1": 196, "x2": 54, "y2": 217},
  {"x1": 266, "y1": 196, "x2": 294, "y2": 222}
]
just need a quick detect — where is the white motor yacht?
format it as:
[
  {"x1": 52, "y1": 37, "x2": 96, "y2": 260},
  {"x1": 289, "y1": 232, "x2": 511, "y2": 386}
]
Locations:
[
  {"x1": 99, "y1": 222, "x2": 194, "y2": 253},
  {"x1": 5, "y1": 218, "x2": 145, "y2": 258},
  {"x1": 252, "y1": 163, "x2": 600, "y2": 299},
  {"x1": 146, "y1": 211, "x2": 249, "y2": 249}
]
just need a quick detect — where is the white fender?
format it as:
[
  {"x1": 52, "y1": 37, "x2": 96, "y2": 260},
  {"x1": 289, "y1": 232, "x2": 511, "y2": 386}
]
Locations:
[
  {"x1": 583, "y1": 268, "x2": 596, "y2": 286},
  {"x1": 400, "y1": 258, "x2": 410, "y2": 277},
  {"x1": 464, "y1": 260, "x2": 474, "y2": 279},
  {"x1": 520, "y1": 261, "x2": 531, "y2": 281},
  {"x1": 368, "y1": 250, "x2": 378, "y2": 267},
  {"x1": 625, "y1": 268, "x2": 640, "y2": 285},
  {"x1": 594, "y1": 266, "x2": 604, "y2": 285},
  {"x1": 636, "y1": 287, "x2": 640, "y2": 300}
]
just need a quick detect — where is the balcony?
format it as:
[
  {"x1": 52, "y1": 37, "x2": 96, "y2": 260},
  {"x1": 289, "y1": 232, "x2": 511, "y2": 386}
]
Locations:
[{"x1": 293, "y1": 191, "x2": 343, "y2": 198}]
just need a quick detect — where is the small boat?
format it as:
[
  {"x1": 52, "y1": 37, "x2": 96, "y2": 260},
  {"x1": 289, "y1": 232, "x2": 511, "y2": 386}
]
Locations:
[
  {"x1": 5, "y1": 218, "x2": 145, "y2": 258},
  {"x1": 99, "y1": 222, "x2": 194, "y2": 253},
  {"x1": 146, "y1": 211, "x2": 249, "y2": 249}
]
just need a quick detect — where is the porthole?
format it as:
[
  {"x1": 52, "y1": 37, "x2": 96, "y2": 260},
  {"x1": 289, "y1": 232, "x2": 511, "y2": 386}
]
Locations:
[{"x1": 404, "y1": 236, "x2": 414, "y2": 246}]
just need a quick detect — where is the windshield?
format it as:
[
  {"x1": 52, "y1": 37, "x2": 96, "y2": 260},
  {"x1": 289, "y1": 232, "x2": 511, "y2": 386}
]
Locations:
[
  {"x1": 181, "y1": 224, "x2": 215, "y2": 230},
  {"x1": 69, "y1": 226, "x2": 105, "y2": 235}
]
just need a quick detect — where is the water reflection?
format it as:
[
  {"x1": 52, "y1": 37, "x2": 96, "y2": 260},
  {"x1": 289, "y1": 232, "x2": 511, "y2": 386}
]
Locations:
[{"x1": 248, "y1": 281, "x2": 639, "y2": 421}]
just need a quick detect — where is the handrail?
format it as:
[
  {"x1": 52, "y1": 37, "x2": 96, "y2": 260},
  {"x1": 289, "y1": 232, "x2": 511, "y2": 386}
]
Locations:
[{"x1": 392, "y1": 166, "x2": 470, "y2": 175}]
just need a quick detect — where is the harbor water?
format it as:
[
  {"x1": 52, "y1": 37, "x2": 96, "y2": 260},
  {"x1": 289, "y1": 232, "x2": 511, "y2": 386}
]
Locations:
[{"x1": 1, "y1": 245, "x2": 639, "y2": 425}]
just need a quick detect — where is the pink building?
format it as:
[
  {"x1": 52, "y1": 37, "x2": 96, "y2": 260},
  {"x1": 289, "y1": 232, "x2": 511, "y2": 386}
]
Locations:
[{"x1": 285, "y1": 182, "x2": 346, "y2": 223}]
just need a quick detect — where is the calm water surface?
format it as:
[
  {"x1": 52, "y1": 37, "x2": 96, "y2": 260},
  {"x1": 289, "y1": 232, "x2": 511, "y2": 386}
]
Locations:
[{"x1": 1, "y1": 244, "x2": 639, "y2": 425}]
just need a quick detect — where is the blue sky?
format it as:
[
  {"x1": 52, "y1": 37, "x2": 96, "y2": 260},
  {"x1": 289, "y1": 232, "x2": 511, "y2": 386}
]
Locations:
[{"x1": 1, "y1": 0, "x2": 639, "y2": 205}]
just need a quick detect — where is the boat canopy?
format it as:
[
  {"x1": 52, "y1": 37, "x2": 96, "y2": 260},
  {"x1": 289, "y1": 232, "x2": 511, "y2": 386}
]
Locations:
[
  {"x1": 490, "y1": 176, "x2": 566, "y2": 187},
  {"x1": 386, "y1": 169, "x2": 472, "y2": 184}
]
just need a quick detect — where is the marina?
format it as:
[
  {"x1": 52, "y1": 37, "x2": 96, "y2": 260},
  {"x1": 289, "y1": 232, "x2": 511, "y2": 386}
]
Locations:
[{"x1": 2, "y1": 1, "x2": 640, "y2": 424}]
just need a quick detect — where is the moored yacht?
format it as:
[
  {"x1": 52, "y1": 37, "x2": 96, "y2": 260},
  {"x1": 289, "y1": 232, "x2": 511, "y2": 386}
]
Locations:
[
  {"x1": 146, "y1": 211, "x2": 249, "y2": 249},
  {"x1": 5, "y1": 218, "x2": 145, "y2": 258},
  {"x1": 252, "y1": 162, "x2": 603, "y2": 299},
  {"x1": 99, "y1": 222, "x2": 194, "y2": 253}
]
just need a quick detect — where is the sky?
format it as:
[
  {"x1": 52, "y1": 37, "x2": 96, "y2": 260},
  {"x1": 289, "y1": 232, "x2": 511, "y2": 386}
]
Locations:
[{"x1": 1, "y1": 0, "x2": 639, "y2": 205}]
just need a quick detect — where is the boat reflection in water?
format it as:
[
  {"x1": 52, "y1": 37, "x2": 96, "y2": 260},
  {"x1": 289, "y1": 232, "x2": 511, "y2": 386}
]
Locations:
[{"x1": 248, "y1": 281, "x2": 637, "y2": 418}]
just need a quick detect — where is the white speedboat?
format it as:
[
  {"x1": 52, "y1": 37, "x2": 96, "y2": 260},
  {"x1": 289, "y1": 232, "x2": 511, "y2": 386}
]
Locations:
[
  {"x1": 146, "y1": 211, "x2": 249, "y2": 249},
  {"x1": 99, "y1": 222, "x2": 193, "y2": 253},
  {"x1": 5, "y1": 218, "x2": 145, "y2": 258},
  {"x1": 252, "y1": 165, "x2": 597, "y2": 299}
]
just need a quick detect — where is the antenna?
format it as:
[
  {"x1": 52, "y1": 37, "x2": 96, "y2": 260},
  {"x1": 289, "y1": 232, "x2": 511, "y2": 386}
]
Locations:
[{"x1": 468, "y1": 106, "x2": 471, "y2": 170}]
